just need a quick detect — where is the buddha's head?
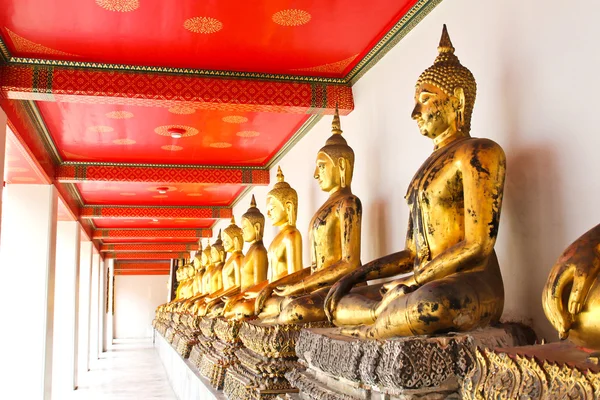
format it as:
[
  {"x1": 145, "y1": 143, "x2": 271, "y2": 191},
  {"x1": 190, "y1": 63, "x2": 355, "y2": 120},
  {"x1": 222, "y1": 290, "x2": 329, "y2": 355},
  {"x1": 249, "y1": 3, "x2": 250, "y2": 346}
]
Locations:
[
  {"x1": 241, "y1": 195, "x2": 265, "y2": 243},
  {"x1": 267, "y1": 166, "x2": 298, "y2": 227},
  {"x1": 201, "y1": 240, "x2": 212, "y2": 267},
  {"x1": 193, "y1": 242, "x2": 203, "y2": 271},
  {"x1": 315, "y1": 106, "x2": 354, "y2": 194},
  {"x1": 210, "y1": 230, "x2": 226, "y2": 264},
  {"x1": 176, "y1": 265, "x2": 182, "y2": 282},
  {"x1": 222, "y1": 216, "x2": 244, "y2": 252},
  {"x1": 412, "y1": 25, "x2": 476, "y2": 143},
  {"x1": 186, "y1": 263, "x2": 195, "y2": 279}
]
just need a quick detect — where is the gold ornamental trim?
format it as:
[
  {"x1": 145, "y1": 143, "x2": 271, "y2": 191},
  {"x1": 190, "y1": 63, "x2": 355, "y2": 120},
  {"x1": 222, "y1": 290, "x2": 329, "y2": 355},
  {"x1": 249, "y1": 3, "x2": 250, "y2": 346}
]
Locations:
[{"x1": 60, "y1": 161, "x2": 268, "y2": 170}]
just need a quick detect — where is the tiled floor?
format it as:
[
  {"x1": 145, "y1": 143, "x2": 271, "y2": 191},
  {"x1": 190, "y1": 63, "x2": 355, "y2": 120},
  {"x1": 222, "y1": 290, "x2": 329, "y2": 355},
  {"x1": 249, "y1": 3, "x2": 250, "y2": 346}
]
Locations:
[{"x1": 63, "y1": 339, "x2": 177, "y2": 400}]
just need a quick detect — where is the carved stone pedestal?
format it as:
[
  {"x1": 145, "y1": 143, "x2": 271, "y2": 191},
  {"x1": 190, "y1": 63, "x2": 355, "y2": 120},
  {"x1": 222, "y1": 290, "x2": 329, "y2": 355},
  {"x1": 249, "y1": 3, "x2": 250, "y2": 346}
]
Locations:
[
  {"x1": 198, "y1": 318, "x2": 242, "y2": 390},
  {"x1": 461, "y1": 341, "x2": 600, "y2": 399},
  {"x1": 289, "y1": 324, "x2": 534, "y2": 400},
  {"x1": 189, "y1": 318, "x2": 217, "y2": 370},
  {"x1": 223, "y1": 321, "x2": 331, "y2": 400}
]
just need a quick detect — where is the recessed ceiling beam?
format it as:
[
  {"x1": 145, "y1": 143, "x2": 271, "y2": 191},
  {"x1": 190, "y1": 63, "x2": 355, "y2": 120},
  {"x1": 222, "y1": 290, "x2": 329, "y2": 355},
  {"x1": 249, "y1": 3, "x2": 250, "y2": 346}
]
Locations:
[
  {"x1": 57, "y1": 163, "x2": 270, "y2": 185},
  {"x1": 81, "y1": 205, "x2": 231, "y2": 220},
  {"x1": 105, "y1": 252, "x2": 188, "y2": 260},
  {"x1": 101, "y1": 243, "x2": 199, "y2": 252},
  {"x1": 0, "y1": 64, "x2": 354, "y2": 115},
  {"x1": 93, "y1": 228, "x2": 211, "y2": 240}
]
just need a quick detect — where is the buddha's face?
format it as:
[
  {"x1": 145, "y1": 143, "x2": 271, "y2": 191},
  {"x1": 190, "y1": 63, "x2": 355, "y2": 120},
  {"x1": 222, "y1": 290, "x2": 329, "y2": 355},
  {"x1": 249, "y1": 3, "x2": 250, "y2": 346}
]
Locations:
[
  {"x1": 411, "y1": 83, "x2": 457, "y2": 139},
  {"x1": 266, "y1": 196, "x2": 287, "y2": 227},
  {"x1": 222, "y1": 232, "x2": 234, "y2": 252},
  {"x1": 201, "y1": 251, "x2": 210, "y2": 266},
  {"x1": 314, "y1": 152, "x2": 341, "y2": 193},
  {"x1": 241, "y1": 218, "x2": 257, "y2": 242},
  {"x1": 210, "y1": 248, "x2": 221, "y2": 263}
]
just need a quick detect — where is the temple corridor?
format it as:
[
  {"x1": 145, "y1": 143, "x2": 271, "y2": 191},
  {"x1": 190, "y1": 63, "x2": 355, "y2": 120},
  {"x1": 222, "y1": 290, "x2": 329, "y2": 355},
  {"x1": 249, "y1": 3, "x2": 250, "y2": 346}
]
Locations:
[{"x1": 63, "y1": 339, "x2": 176, "y2": 400}]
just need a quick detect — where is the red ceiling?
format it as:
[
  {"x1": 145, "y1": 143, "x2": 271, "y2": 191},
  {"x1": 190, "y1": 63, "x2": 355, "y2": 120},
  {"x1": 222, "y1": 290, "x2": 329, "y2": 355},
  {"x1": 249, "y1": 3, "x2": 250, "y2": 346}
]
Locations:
[
  {"x1": 77, "y1": 182, "x2": 245, "y2": 206},
  {"x1": 37, "y1": 102, "x2": 309, "y2": 166},
  {"x1": 1, "y1": 0, "x2": 418, "y2": 77}
]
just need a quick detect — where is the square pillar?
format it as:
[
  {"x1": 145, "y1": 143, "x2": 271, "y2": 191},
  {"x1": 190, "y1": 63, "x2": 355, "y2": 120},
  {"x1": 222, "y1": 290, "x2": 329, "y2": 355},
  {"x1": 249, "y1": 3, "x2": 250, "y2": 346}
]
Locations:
[
  {"x1": 89, "y1": 251, "x2": 100, "y2": 366},
  {"x1": 0, "y1": 184, "x2": 58, "y2": 400},
  {"x1": 103, "y1": 259, "x2": 114, "y2": 351},
  {"x1": 52, "y1": 221, "x2": 81, "y2": 397},
  {"x1": 77, "y1": 240, "x2": 93, "y2": 375},
  {"x1": 0, "y1": 109, "x2": 7, "y2": 241}
]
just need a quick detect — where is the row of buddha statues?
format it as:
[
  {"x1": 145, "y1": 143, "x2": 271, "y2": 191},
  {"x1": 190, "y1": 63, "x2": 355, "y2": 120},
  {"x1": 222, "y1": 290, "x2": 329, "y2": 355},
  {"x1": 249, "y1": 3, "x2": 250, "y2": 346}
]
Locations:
[{"x1": 154, "y1": 25, "x2": 600, "y2": 399}]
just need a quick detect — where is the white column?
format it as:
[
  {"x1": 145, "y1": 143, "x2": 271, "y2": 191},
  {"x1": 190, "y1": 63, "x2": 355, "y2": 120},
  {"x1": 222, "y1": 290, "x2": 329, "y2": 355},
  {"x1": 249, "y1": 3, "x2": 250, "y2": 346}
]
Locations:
[
  {"x1": 97, "y1": 258, "x2": 105, "y2": 357},
  {"x1": 89, "y1": 251, "x2": 100, "y2": 366},
  {"x1": 0, "y1": 109, "x2": 7, "y2": 242},
  {"x1": 52, "y1": 221, "x2": 81, "y2": 397},
  {"x1": 77, "y1": 240, "x2": 93, "y2": 376},
  {"x1": 0, "y1": 185, "x2": 58, "y2": 400},
  {"x1": 103, "y1": 259, "x2": 114, "y2": 351}
]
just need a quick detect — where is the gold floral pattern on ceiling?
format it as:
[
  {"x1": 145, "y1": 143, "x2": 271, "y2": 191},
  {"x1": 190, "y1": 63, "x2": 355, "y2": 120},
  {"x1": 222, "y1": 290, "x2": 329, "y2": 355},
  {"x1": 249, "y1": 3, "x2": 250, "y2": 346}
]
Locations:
[
  {"x1": 222, "y1": 115, "x2": 248, "y2": 124},
  {"x1": 154, "y1": 125, "x2": 199, "y2": 138},
  {"x1": 209, "y1": 142, "x2": 232, "y2": 148},
  {"x1": 95, "y1": 0, "x2": 140, "y2": 12},
  {"x1": 292, "y1": 54, "x2": 359, "y2": 74},
  {"x1": 106, "y1": 111, "x2": 134, "y2": 119},
  {"x1": 272, "y1": 9, "x2": 311, "y2": 26},
  {"x1": 236, "y1": 131, "x2": 260, "y2": 138},
  {"x1": 168, "y1": 105, "x2": 196, "y2": 115},
  {"x1": 5, "y1": 28, "x2": 77, "y2": 57},
  {"x1": 112, "y1": 139, "x2": 136, "y2": 145},
  {"x1": 161, "y1": 145, "x2": 183, "y2": 151},
  {"x1": 184, "y1": 17, "x2": 223, "y2": 34}
]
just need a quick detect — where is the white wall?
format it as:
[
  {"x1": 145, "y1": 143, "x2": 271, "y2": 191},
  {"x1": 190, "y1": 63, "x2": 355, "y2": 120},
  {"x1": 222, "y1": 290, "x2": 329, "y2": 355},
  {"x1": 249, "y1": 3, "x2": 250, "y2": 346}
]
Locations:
[
  {"x1": 215, "y1": 0, "x2": 600, "y2": 342},
  {"x1": 114, "y1": 275, "x2": 169, "y2": 339}
]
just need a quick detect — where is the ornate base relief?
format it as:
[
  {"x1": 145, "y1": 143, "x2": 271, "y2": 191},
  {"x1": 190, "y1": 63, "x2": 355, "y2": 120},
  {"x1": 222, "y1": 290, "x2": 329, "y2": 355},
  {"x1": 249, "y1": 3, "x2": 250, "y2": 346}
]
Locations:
[
  {"x1": 198, "y1": 317, "x2": 243, "y2": 390},
  {"x1": 289, "y1": 324, "x2": 534, "y2": 399},
  {"x1": 223, "y1": 320, "x2": 331, "y2": 400},
  {"x1": 461, "y1": 342, "x2": 600, "y2": 399}
]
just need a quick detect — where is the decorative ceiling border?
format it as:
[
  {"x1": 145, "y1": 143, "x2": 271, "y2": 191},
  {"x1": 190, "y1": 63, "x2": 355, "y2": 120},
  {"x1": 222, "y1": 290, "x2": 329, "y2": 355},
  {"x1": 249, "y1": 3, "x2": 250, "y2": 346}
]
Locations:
[
  {"x1": 346, "y1": 0, "x2": 444, "y2": 84},
  {"x1": 0, "y1": 0, "x2": 443, "y2": 86},
  {"x1": 61, "y1": 160, "x2": 267, "y2": 170},
  {"x1": 5, "y1": 56, "x2": 346, "y2": 84}
]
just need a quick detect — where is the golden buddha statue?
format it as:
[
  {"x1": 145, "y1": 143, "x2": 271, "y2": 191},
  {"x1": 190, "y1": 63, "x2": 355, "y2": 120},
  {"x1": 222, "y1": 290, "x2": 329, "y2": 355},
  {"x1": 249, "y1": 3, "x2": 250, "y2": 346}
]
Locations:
[
  {"x1": 254, "y1": 107, "x2": 363, "y2": 324},
  {"x1": 543, "y1": 223, "x2": 600, "y2": 349},
  {"x1": 195, "y1": 232, "x2": 227, "y2": 316},
  {"x1": 222, "y1": 195, "x2": 270, "y2": 319},
  {"x1": 324, "y1": 25, "x2": 506, "y2": 339},
  {"x1": 199, "y1": 218, "x2": 245, "y2": 316}
]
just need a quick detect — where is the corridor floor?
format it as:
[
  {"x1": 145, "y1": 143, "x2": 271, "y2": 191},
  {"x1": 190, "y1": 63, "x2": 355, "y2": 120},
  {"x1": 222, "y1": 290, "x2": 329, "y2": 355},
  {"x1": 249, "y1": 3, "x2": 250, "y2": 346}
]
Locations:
[{"x1": 64, "y1": 339, "x2": 177, "y2": 400}]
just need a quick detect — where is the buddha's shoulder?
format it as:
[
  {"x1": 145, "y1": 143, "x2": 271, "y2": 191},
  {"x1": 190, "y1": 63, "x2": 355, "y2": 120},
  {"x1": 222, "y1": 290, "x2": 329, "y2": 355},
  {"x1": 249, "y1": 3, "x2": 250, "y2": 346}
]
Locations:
[
  {"x1": 456, "y1": 137, "x2": 505, "y2": 159},
  {"x1": 337, "y1": 193, "x2": 362, "y2": 210}
]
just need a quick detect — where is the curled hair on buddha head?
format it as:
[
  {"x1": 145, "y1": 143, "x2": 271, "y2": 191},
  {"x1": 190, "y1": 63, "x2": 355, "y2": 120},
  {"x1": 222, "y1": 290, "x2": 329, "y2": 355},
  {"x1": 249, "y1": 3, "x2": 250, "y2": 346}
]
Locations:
[
  {"x1": 242, "y1": 194, "x2": 265, "y2": 238},
  {"x1": 223, "y1": 216, "x2": 243, "y2": 248},
  {"x1": 267, "y1": 166, "x2": 298, "y2": 226},
  {"x1": 318, "y1": 105, "x2": 355, "y2": 185},
  {"x1": 416, "y1": 24, "x2": 477, "y2": 133}
]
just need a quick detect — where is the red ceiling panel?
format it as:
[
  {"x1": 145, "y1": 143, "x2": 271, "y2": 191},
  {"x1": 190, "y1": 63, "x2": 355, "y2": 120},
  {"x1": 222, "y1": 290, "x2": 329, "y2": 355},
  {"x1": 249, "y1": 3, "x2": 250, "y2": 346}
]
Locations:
[
  {"x1": 77, "y1": 182, "x2": 245, "y2": 206},
  {"x1": 36, "y1": 102, "x2": 309, "y2": 166},
  {"x1": 0, "y1": 0, "x2": 418, "y2": 77}
]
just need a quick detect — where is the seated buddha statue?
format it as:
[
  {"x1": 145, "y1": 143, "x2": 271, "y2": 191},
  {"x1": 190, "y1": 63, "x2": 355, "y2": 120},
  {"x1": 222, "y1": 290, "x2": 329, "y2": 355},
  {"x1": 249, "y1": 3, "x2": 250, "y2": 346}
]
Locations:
[
  {"x1": 195, "y1": 232, "x2": 227, "y2": 317},
  {"x1": 221, "y1": 195, "x2": 272, "y2": 319},
  {"x1": 188, "y1": 241, "x2": 214, "y2": 314},
  {"x1": 254, "y1": 108, "x2": 362, "y2": 324},
  {"x1": 199, "y1": 218, "x2": 245, "y2": 316},
  {"x1": 543, "y1": 223, "x2": 600, "y2": 349},
  {"x1": 325, "y1": 25, "x2": 506, "y2": 339}
]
